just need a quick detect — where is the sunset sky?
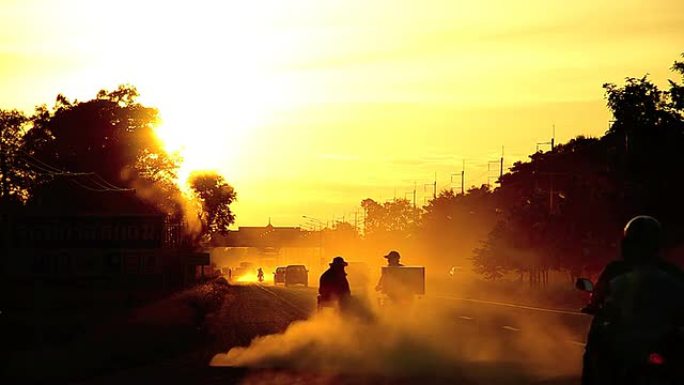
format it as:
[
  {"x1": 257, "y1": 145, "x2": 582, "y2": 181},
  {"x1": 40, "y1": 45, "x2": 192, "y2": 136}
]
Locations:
[{"x1": 1, "y1": 0, "x2": 683, "y2": 227}]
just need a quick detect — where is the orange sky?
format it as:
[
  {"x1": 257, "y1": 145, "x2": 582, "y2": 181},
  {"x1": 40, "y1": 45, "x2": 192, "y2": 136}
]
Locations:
[{"x1": 1, "y1": 0, "x2": 683, "y2": 227}]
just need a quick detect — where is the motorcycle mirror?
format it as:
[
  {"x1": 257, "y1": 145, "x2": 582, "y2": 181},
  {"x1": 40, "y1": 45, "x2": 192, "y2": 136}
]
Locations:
[{"x1": 575, "y1": 278, "x2": 594, "y2": 292}]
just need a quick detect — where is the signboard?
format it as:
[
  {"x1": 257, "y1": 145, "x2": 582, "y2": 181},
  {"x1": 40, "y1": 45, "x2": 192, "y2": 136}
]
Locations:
[
  {"x1": 11, "y1": 215, "x2": 164, "y2": 249},
  {"x1": 5, "y1": 248, "x2": 164, "y2": 277}
]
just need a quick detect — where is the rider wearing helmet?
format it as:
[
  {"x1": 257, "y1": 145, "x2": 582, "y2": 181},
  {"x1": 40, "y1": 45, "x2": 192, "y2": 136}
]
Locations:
[
  {"x1": 582, "y1": 216, "x2": 684, "y2": 384},
  {"x1": 584, "y1": 216, "x2": 665, "y2": 314}
]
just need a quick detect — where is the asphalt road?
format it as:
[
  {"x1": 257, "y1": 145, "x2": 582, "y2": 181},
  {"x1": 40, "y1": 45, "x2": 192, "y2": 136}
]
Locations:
[{"x1": 75, "y1": 283, "x2": 588, "y2": 385}]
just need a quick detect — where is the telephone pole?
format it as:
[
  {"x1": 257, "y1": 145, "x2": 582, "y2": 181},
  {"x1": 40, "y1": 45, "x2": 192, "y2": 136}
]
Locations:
[
  {"x1": 461, "y1": 159, "x2": 465, "y2": 194},
  {"x1": 434, "y1": 172, "x2": 437, "y2": 198},
  {"x1": 536, "y1": 125, "x2": 556, "y2": 152},
  {"x1": 424, "y1": 173, "x2": 436, "y2": 200},
  {"x1": 450, "y1": 160, "x2": 465, "y2": 194}
]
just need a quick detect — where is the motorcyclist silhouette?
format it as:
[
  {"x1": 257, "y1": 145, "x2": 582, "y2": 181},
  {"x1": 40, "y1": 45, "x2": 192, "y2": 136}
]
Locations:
[
  {"x1": 581, "y1": 216, "x2": 684, "y2": 385},
  {"x1": 376, "y1": 250, "x2": 411, "y2": 305},
  {"x1": 257, "y1": 267, "x2": 264, "y2": 283}
]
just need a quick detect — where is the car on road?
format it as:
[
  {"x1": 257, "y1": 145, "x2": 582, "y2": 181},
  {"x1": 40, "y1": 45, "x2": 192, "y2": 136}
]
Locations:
[
  {"x1": 285, "y1": 265, "x2": 308, "y2": 287},
  {"x1": 273, "y1": 266, "x2": 286, "y2": 285}
]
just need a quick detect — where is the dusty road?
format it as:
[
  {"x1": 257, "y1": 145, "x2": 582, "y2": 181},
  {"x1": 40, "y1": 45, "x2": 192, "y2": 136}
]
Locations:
[{"x1": 69, "y1": 283, "x2": 588, "y2": 385}]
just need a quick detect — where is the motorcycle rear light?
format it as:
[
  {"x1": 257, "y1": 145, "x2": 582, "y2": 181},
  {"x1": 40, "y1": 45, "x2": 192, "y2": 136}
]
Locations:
[{"x1": 648, "y1": 352, "x2": 665, "y2": 365}]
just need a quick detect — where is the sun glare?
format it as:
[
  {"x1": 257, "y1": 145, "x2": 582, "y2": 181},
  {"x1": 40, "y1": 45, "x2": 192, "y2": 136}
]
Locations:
[
  {"x1": 127, "y1": 1, "x2": 311, "y2": 189},
  {"x1": 235, "y1": 272, "x2": 269, "y2": 284}
]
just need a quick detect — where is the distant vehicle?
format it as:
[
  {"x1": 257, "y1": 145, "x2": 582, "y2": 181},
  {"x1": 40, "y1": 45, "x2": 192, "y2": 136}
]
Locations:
[
  {"x1": 273, "y1": 267, "x2": 286, "y2": 285},
  {"x1": 285, "y1": 265, "x2": 309, "y2": 287}
]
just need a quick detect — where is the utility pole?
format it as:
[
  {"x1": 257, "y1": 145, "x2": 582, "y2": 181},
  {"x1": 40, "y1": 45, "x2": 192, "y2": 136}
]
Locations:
[
  {"x1": 487, "y1": 161, "x2": 499, "y2": 187},
  {"x1": 404, "y1": 186, "x2": 416, "y2": 206},
  {"x1": 536, "y1": 125, "x2": 556, "y2": 152},
  {"x1": 486, "y1": 147, "x2": 505, "y2": 187},
  {"x1": 434, "y1": 172, "x2": 437, "y2": 198},
  {"x1": 450, "y1": 160, "x2": 465, "y2": 195},
  {"x1": 461, "y1": 159, "x2": 465, "y2": 194},
  {"x1": 424, "y1": 173, "x2": 436, "y2": 201}
]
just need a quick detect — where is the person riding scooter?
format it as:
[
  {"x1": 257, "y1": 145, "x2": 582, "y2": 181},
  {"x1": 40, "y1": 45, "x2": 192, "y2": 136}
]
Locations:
[
  {"x1": 580, "y1": 216, "x2": 684, "y2": 385},
  {"x1": 376, "y1": 250, "x2": 419, "y2": 305}
]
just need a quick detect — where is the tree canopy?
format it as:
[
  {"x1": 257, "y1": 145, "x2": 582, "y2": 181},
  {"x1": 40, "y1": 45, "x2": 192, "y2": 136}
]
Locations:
[
  {"x1": 189, "y1": 171, "x2": 237, "y2": 238},
  {"x1": 1, "y1": 85, "x2": 238, "y2": 251},
  {"x1": 0, "y1": 109, "x2": 30, "y2": 204},
  {"x1": 353, "y1": 53, "x2": 684, "y2": 284},
  {"x1": 472, "y1": 53, "x2": 684, "y2": 283},
  {"x1": 27, "y1": 85, "x2": 176, "y2": 187}
]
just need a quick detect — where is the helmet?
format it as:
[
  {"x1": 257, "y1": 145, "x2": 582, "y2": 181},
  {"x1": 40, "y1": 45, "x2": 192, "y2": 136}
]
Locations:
[{"x1": 622, "y1": 215, "x2": 662, "y2": 262}]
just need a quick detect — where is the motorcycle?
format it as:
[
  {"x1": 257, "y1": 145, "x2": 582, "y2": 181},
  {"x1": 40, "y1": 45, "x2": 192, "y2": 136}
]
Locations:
[{"x1": 575, "y1": 277, "x2": 678, "y2": 385}]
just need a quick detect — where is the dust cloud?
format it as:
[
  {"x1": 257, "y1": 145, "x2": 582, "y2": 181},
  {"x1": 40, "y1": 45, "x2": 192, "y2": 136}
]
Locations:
[
  {"x1": 211, "y1": 294, "x2": 583, "y2": 383},
  {"x1": 130, "y1": 176, "x2": 203, "y2": 236}
]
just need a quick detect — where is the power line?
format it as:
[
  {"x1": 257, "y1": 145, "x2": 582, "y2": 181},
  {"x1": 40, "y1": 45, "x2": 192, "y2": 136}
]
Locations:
[
  {"x1": 92, "y1": 173, "x2": 127, "y2": 190},
  {"x1": 19, "y1": 150, "x2": 63, "y2": 173},
  {"x1": 18, "y1": 152, "x2": 134, "y2": 192},
  {"x1": 68, "y1": 178, "x2": 113, "y2": 192}
]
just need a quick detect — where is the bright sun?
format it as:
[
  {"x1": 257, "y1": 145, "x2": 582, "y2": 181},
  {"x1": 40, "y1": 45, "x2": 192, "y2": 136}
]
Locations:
[{"x1": 94, "y1": 1, "x2": 312, "y2": 188}]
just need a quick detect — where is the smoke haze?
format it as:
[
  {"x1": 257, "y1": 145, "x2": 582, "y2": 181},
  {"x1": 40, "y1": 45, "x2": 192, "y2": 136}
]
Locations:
[{"x1": 211, "y1": 296, "x2": 583, "y2": 384}]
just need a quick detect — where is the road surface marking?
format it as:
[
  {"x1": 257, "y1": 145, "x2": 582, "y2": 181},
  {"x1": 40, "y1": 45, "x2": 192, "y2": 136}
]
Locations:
[
  {"x1": 458, "y1": 315, "x2": 474, "y2": 321},
  {"x1": 567, "y1": 340, "x2": 586, "y2": 347},
  {"x1": 502, "y1": 325, "x2": 520, "y2": 332},
  {"x1": 433, "y1": 295, "x2": 585, "y2": 316}
]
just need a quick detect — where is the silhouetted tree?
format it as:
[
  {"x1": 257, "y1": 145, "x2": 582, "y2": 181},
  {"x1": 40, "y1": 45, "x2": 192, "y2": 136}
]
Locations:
[
  {"x1": 0, "y1": 109, "x2": 30, "y2": 204},
  {"x1": 15, "y1": 85, "x2": 184, "y2": 217},
  {"x1": 360, "y1": 198, "x2": 421, "y2": 259},
  {"x1": 602, "y1": 55, "x2": 684, "y2": 247},
  {"x1": 474, "y1": 53, "x2": 684, "y2": 282},
  {"x1": 27, "y1": 85, "x2": 177, "y2": 188},
  {"x1": 189, "y1": 171, "x2": 236, "y2": 238},
  {"x1": 420, "y1": 186, "x2": 498, "y2": 271}
]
